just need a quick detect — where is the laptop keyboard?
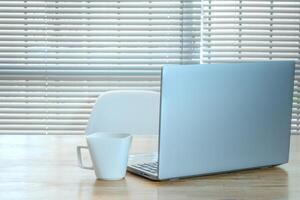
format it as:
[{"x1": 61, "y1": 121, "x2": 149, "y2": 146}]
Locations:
[{"x1": 131, "y1": 162, "x2": 158, "y2": 174}]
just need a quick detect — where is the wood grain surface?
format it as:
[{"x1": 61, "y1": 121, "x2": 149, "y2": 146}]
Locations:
[{"x1": 0, "y1": 135, "x2": 299, "y2": 200}]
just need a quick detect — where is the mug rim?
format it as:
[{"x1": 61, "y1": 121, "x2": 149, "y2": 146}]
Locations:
[{"x1": 87, "y1": 132, "x2": 131, "y2": 139}]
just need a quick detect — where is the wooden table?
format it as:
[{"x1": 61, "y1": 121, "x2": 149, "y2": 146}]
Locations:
[{"x1": 0, "y1": 135, "x2": 299, "y2": 200}]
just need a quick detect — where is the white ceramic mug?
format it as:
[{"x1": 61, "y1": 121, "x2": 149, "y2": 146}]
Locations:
[{"x1": 77, "y1": 132, "x2": 132, "y2": 180}]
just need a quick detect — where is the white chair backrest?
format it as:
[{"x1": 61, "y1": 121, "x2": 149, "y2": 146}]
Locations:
[{"x1": 85, "y1": 90, "x2": 160, "y2": 135}]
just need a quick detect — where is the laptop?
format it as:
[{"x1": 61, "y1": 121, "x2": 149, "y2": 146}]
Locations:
[{"x1": 127, "y1": 61, "x2": 295, "y2": 180}]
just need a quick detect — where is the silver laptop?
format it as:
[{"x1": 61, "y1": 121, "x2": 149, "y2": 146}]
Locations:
[{"x1": 127, "y1": 61, "x2": 295, "y2": 180}]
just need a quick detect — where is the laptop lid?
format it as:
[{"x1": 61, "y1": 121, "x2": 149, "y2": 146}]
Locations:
[{"x1": 158, "y1": 61, "x2": 295, "y2": 180}]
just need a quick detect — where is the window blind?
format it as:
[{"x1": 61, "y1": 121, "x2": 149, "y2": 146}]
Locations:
[
  {"x1": 0, "y1": 0, "x2": 201, "y2": 134},
  {"x1": 202, "y1": 0, "x2": 300, "y2": 134}
]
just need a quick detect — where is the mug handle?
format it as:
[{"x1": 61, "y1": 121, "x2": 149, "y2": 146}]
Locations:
[{"x1": 77, "y1": 145, "x2": 93, "y2": 170}]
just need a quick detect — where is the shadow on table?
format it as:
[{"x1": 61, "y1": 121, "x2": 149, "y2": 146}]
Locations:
[{"x1": 88, "y1": 166, "x2": 288, "y2": 200}]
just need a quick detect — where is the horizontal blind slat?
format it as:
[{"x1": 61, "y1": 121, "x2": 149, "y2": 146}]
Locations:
[{"x1": 0, "y1": 0, "x2": 201, "y2": 134}]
